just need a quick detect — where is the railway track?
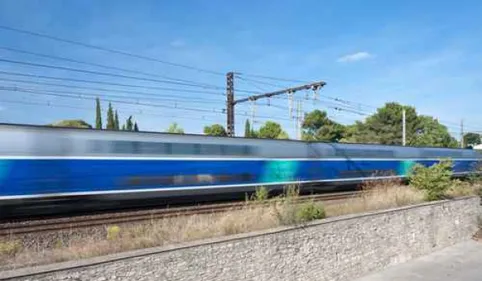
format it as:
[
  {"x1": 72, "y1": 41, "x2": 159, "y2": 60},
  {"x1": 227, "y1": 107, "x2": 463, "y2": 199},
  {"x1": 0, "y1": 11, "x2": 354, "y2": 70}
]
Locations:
[{"x1": 0, "y1": 191, "x2": 360, "y2": 236}]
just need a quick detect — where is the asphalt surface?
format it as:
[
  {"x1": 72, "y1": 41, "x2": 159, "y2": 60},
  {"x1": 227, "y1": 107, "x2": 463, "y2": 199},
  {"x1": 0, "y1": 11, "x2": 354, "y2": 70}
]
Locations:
[{"x1": 353, "y1": 240, "x2": 482, "y2": 281}]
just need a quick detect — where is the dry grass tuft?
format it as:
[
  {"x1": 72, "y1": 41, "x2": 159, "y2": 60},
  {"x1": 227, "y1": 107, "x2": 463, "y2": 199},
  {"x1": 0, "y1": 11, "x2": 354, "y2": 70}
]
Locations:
[
  {"x1": 326, "y1": 179, "x2": 425, "y2": 217},
  {"x1": 446, "y1": 179, "x2": 481, "y2": 198}
]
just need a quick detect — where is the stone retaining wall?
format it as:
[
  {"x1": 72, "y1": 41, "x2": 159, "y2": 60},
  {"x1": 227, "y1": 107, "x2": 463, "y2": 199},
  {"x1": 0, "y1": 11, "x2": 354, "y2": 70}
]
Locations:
[{"x1": 1, "y1": 197, "x2": 480, "y2": 281}]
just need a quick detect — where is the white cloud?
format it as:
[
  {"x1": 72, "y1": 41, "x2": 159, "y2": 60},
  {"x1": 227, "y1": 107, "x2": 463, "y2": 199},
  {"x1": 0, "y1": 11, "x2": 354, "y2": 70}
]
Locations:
[
  {"x1": 169, "y1": 39, "x2": 186, "y2": 48},
  {"x1": 337, "y1": 51, "x2": 373, "y2": 63}
]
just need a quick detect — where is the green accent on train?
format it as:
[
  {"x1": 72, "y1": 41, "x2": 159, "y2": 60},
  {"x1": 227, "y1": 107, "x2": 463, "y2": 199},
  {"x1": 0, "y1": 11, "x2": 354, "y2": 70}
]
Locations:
[
  {"x1": 398, "y1": 160, "x2": 417, "y2": 176},
  {"x1": 261, "y1": 160, "x2": 300, "y2": 183}
]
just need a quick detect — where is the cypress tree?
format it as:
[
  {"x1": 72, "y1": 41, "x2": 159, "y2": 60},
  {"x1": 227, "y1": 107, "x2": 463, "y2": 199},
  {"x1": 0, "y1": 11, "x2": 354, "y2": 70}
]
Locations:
[
  {"x1": 114, "y1": 110, "x2": 120, "y2": 130},
  {"x1": 134, "y1": 122, "x2": 139, "y2": 132},
  {"x1": 244, "y1": 119, "x2": 251, "y2": 137},
  {"x1": 126, "y1": 116, "x2": 133, "y2": 131},
  {"x1": 95, "y1": 98, "x2": 102, "y2": 129},
  {"x1": 106, "y1": 103, "x2": 115, "y2": 130}
]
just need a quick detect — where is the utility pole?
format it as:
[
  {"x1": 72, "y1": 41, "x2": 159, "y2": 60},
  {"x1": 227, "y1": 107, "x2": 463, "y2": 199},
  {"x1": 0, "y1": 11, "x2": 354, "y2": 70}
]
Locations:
[
  {"x1": 460, "y1": 119, "x2": 464, "y2": 148},
  {"x1": 226, "y1": 72, "x2": 235, "y2": 137},
  {"x1": 402, "y1": 109, "x2": 406, "y2": 146},
  {"x1": 297, "y1": 101, "x2": 303, "y2": 140},
  {"x1": 225, "y1": 74, "x2": 326, "y2": 137}
]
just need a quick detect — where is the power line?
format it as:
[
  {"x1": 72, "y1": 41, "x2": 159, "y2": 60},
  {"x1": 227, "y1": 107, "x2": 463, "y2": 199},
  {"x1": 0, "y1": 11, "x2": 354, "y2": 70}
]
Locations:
[
  {"x1": 0, "y1": 77, "x2": 225, "y2": 101},
  {"x1": 0, "y1": 58, "x2": 224, "y2": 89},
  {"x1": 0, "y1": 46, "x2": 220, "y2": 88},
  {"x1": 0, "y1": 24, "x2": 225, "y2": 76},
  {"x1": 0, "y1": 70, "x2": 223, "y2": 95},
  {"x1": 0, "y1": 84, "x2": 223, "y2": 106},
  {"x1": 235, "y1": 75, "x2": 282, "y2": 90},
  {"x1": 237, "y1": 72, "x2": 308, "y2": 84},
  {"x1": 0, "y1": 69, "x2": 260, "y2": 95},
  {"x1": 0, "y1": 86, "x2": 288, "y2": 121},
  {"x1": 0, "y1": 85, "x2": 223, "y2": 114},
  {"x1": 0, "y1": 98, "x2": 223, "y2": 123}
]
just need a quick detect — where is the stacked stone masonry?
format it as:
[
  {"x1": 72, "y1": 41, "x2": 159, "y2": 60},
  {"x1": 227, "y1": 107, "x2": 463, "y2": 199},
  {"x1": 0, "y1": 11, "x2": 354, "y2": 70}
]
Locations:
[{"x1": 1, "y1": 197, "x2": 480, "y2": 281}]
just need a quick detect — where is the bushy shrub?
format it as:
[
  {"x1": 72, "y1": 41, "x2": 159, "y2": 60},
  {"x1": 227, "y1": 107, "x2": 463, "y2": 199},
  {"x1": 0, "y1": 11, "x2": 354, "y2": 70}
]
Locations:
[
  {"x1": 273, "y1": 186, "x2": 326, "y2": 225},
  {"x1": 408, "y1": 159, "x2": 453, "y2": 201},
  {"x1": 295, "y1": 201, "x2": 326, "y2": 222}
]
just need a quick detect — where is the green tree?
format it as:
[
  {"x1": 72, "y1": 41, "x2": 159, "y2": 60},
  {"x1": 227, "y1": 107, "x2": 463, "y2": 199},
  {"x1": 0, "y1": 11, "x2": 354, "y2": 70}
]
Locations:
[
  {"x1": 106, "y1": 102, "x2": 115, "y2": 130},
  {"x1": 204, "y1": 124, "x2": 227, "y2": 136},
  {"x1": 125, "y1": 116, "x2": 133, "y2": 131},
  {"x1": 346, "y1": 103, "x2": 418, "y2": 145},
  {"x1": 463, "y1": 132, "x2": 481, "y2": 147},
  {"x1": 134, "y1": 122, "x2": 139, "y2": 132},
  {"x1": 114, "y1": 110, "x2": 120, "y2": 131},
  {"x1": 166, "y1": 122, "x2": 184, "y2": 134},
  {"x1": 95, "y1": 98, "x2": 102, "y2": 129},
  {"x1": 409, "y1": 116, "x2": 458, "y2": 148},
  {"x1": 301, "y1": 110, "x2": 345, "y2": 142},
  {"x1": 258, "y1": 121, "x2": 287, "y2": 139},
  {"x1": 244, "y1": 119, "x2": 251, "y2": 137},
  {"x1": 277, "y1": 130, "x2": 289, "y2": 139},
  {"x1": 121, "y1": 124, "x2": 126, "y2": 131},
  {"x1": 49, "y1": 120, "x2": 92, "y2": 129}
]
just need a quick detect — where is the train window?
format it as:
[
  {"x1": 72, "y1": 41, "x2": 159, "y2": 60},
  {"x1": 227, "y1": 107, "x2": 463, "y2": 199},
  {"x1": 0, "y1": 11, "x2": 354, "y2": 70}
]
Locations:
[
  {"x1": 199, "y1": 144, "x2": 223, "y2": 155},
  {"x1": 31, "y1": 134, "x2": 69, "y2": 156},
  {"x1": 222, "y1": 145, "x2": 250, "y2": 156},
  {"x1": 88, "y1": 139, "x2": 254, "y2": 156},
  {"x1": 111, "y1": 140, "x2": 138, "y2": 154},
  {"x1": 139, "y1": 142, "x2": 170, "y2": 155},
  {"x1": 171, "y1": 143, "x2": 200, "y2": 155}
]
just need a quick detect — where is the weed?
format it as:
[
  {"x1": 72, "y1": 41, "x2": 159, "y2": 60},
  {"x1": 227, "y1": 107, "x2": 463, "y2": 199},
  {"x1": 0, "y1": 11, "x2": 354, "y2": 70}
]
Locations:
[
  {"x1": 250, "y1": 186, "x2": 269, "y2": 202},
  {"x1": 0, "y1": 240, "x2": 22, "y2": 256},
  {"x1": 106, "y1": 225, "x2": 121, "y2": 241},
  {"x1": 296, "y1": 201, "x2": 326, "y2": 223}
]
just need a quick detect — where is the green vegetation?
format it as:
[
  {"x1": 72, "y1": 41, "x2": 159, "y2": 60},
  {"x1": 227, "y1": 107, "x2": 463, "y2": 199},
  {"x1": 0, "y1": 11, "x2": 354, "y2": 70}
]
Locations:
[
  {"x1": 106, "y1": 102, "x2": 115, "y2": 130},
  {"x1": 407, "y1": 159, "x2": 471, "y2": 201},
  {"x1": 106, "y1": 225, "x2": 121, "y2": 241},
  {"x1": 464, "y1": 132, "x2": 481, "y2": 147},
  {"x1": 249, "y1": 186, "x2": 269, "y2": 201},
  {"x1": 49, "y1": 98, "x2": 479, "y2": 148},
  {"x1": 95, "y1": 97, "x2": 102, "y2": 129},
  {"x1": 302, "y1": 109, "x2": 344, "y2": 142},
  {"x1": 48, "y1": 120, "x2": 92, "y2": 128},
  {"x1": 52, "y1": 98, "x2": 139, "y2": 131},
  {"x1": 295, "y1": 201, "x2": 326, "y2": 223},
  {"x1": 166, "y1": 122, "x2": 184, "y2": 134},
  {"x1": 204, "y1": 124, "x2": 227, "y2": 137},
  {"x1": 0, "y1": 241, "x2": 22, "y2": 256}
]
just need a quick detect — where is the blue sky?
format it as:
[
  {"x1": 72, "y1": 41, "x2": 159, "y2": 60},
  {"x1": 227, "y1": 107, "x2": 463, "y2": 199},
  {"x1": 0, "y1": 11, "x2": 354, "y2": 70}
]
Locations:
[{"x1": 0, "y1": 0, "x2": 481, "y2": 137}]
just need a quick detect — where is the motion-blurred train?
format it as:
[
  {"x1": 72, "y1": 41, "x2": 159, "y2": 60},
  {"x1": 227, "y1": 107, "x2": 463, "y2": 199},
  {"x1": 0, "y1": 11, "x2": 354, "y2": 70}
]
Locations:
[{"x1": 0, "y1": 123, "x2": 480, "y2": 216}]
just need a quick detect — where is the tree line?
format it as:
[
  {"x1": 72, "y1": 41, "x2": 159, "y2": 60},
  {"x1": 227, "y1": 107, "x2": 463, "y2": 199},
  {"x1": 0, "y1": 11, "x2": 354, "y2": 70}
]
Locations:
[
  {"x1": 49, "y1": 99, "x2": 481, "y2": 148},
  {"x1": 202, "y1": 102, "x2": 480, "y2": 149}
]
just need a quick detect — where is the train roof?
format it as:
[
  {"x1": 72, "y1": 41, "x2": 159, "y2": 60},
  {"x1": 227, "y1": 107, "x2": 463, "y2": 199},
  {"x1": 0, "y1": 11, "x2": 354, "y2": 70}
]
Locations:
[{"x1": 0, "y1": 122, "x2": 474, "y2": 152}]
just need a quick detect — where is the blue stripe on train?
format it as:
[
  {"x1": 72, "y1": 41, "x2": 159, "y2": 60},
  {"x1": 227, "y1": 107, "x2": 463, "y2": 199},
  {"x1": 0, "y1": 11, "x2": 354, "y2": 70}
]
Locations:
[{"x1": 0, "y1": 159, "x2": 478, "y2": 196}]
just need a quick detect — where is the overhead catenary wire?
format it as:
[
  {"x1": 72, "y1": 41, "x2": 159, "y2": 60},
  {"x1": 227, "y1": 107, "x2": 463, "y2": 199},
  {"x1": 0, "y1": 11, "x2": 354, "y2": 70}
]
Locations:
[
  {"x1": 0, "y1": 58, "x2": 225, "y2": 90},
  {"x1": 0, "y1": 24, "x2": 225, "y2": 76},
  {"x1": 0, "y1": 85, "x2": 291, "y2": 122},
  {"x1": 0, "y1": 70, "x2": 259, "y2": 95},
  {"x1": 0, "y1": 77, "x2": 225, "y2": 101},
  {"x1": 0, "y1": 46, "x2": 220, "y2": 89},
  {"x1": 0, "y1": 84, "x2": 224, "y2": 105}
]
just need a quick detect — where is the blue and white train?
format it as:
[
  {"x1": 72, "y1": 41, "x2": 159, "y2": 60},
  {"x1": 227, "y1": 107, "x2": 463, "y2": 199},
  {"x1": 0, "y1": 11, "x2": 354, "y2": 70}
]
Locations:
[{"x1": 0, "y1": 123, "x2": 480, "y2": 214}]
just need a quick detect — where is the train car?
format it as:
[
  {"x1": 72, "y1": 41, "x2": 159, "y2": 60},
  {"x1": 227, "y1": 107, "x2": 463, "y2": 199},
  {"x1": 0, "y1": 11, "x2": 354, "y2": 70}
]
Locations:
[{"x1": 0, "y1": 123, "x2": 480, "y2": 214}]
